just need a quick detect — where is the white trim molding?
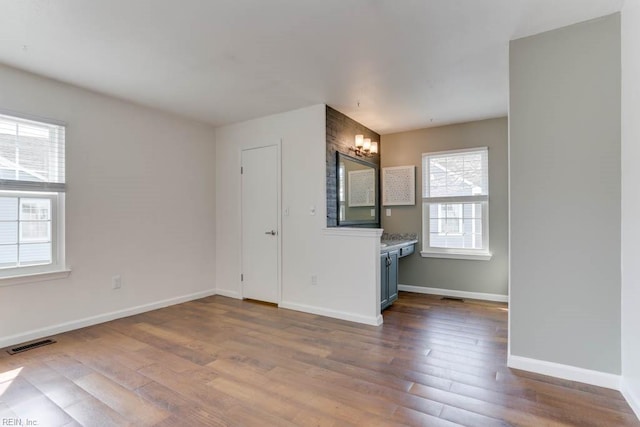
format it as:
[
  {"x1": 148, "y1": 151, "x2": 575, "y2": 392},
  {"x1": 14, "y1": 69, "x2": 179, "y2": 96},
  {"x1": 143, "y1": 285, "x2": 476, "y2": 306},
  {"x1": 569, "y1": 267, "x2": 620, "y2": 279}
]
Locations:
[
  {"x1": 508, "y1": 355, "x2": 622, "y2": 391},
  {"x1": 420, "y1": 250, "x2": 492, "y2": 261},
  {"x1": 621, "y1": 380, "x2": 640, "y2": 420},
  {"x1": 279, "y1": 301, "x2": 382, "y2": 326},
  {"x1": 215, "y1": 288, "x2": 242, "y2": 299},
  {"x1": 398, "y1": 284, "x2": 508, "y2": 303},
  {"x1": 0, "y1": 268, "x2": 71, "y2": 287},
  {"x1": 0, "y1": 289, "x2": 217, "y2": 349}
]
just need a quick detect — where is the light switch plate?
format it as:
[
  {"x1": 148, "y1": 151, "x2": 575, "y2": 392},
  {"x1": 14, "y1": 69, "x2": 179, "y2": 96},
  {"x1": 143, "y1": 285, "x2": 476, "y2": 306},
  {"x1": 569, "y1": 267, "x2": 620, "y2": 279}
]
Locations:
[{"x1": 386, "y1": 208, "x2": 391, "y2": 216}]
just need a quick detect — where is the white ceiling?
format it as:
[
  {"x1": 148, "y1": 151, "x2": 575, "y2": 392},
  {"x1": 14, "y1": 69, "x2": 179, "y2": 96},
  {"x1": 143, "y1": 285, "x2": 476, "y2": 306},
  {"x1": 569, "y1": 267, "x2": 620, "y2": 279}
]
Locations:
[{"x1": 0, "y1": 0, "x2": 624, "y2": 134}]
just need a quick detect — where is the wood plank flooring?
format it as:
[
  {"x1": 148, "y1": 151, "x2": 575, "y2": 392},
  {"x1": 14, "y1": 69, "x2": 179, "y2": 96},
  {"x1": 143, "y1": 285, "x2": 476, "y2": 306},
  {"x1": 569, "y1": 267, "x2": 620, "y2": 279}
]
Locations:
[{"x1": 0, "y1": 292, "x2": 637, "y2": 426}]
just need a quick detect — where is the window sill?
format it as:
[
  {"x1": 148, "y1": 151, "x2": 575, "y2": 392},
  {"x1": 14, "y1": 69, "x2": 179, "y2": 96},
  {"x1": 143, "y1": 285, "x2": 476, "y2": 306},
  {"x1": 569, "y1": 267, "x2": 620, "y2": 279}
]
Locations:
[
  {"x1": 0, "y1": 268, "x2": 72, "y2": 287},
  {"x1": 420, "y1": 251, "x2": 492, "y2": 261}
]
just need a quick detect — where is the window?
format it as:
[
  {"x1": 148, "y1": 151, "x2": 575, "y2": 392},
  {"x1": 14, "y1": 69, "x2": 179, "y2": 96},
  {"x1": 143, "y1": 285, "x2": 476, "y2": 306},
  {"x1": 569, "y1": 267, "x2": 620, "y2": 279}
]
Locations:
[
  {"x1": 0, "y1": 112, "x2": 66, "y2": 280},
  {"x1": 421, "y1": 147, "x2": 491, "y2": 260},
  {"x1": 338, "y1": 163, "x2": 345, "y2": 221},
  {"x1": 438, "y1": 203, "x2": 463, "y2": 235}
]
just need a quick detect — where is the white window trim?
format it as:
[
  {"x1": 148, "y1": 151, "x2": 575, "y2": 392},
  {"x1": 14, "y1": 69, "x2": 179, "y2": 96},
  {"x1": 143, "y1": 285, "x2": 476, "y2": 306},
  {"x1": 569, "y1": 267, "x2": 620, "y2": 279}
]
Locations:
[
  {"x1": 0, "y1": 268, "x2": 71, "y2": 288},
  {"x1": 0, "y1": 191, "x2": 68, "y2": 283},
  {"x1": 420, "y1": 249, "x2": 493, "y2": 261},
  {"x1": 421, "y1": 200, "x2": 492, "y2": 260},
  {"x1": 0, "y1": 110, "x2": 68, "y2": 284},
  {"x1": 421, "y1": 147, "x2": 491, "y2": 260},
  {"x1": 0, "y1": 107, "x2": 66, "y2": 127}
]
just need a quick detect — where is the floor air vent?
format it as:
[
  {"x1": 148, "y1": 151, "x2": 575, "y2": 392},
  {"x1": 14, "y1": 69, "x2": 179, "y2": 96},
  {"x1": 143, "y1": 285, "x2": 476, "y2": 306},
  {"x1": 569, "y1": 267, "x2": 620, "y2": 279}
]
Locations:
[
  {"x1": 441, "y1": 297, "x2": 465, "y2": 302},
  {"x1": 7, "y1": 339, "x2": 56, "y2": 355}
]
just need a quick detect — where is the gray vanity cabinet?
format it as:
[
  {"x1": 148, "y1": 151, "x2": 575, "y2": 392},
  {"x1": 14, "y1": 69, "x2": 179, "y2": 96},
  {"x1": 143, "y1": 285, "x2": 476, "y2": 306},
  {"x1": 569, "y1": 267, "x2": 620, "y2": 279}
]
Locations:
[{"x1": 380, "y1": 249, "x2": 399, "y2": 310}]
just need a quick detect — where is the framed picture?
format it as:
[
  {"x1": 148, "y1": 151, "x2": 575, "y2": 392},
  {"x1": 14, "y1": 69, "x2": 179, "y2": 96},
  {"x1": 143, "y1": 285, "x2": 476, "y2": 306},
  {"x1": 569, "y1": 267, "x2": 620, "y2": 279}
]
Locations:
[{"x1": 383, "y1": 165, "x2": 415, "y2": 206}]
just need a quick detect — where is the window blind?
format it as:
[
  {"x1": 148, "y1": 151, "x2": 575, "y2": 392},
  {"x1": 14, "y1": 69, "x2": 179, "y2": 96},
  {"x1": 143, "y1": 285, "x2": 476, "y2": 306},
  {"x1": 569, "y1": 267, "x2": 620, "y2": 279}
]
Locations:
[
  {"x1": 0, "y1": 113, "x2": 65, "y2": 192},
  {"x1": 423, "y1": 147, "x2": 488, "y2": 201}
]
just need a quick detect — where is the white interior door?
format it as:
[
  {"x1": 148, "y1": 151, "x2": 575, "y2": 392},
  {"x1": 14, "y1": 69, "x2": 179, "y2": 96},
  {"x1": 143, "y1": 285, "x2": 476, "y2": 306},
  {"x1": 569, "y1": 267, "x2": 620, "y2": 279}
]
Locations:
[{"x1": 241, "y1": 144, "x2": 280, "y2": 303}]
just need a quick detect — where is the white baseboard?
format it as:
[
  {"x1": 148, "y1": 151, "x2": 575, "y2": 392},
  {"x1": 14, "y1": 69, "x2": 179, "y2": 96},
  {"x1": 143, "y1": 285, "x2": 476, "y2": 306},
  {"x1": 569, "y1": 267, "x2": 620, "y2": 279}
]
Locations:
[
  {"x1": 508, "y1": 355, "x2": 621, "y2": 390},
  {"x1": 215, "y1": 288, "x2": 241, "y2": 299},
  {"x1": 398, "y1": 284, "x2": 508, "y2": 303},
  {"x1": 621, "y1": 380, "x2": 640, "y2": 420},
  {"x1": 279, "y1": 301, "x2": 382, "y2": 326},
  {"x1": 0, "y1": 289, "x2": 217, "y2": 349}
]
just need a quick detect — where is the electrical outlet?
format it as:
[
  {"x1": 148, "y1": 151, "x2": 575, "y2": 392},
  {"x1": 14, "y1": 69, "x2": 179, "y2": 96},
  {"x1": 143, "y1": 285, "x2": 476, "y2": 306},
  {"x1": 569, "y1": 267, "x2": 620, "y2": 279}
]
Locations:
[
  {"x1": 386, "y1": 208, "x2": 391, "y2": 216},
  {"x1": 311, "y1": 275, "x2": 318, "y2": 286},
  {"x1": 112, "y1": 275, "x2": 122, "y2": 290},
  {"x1": 370, "y1": 209, "x2": 375, "y2": 217}
]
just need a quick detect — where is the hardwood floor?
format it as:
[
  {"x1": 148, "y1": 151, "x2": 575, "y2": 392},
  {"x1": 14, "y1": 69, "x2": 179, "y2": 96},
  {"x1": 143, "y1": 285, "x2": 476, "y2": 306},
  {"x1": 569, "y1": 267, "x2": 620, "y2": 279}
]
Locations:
[{"x1": 0, "y1": 292, "x2": 637, "y2": 426}]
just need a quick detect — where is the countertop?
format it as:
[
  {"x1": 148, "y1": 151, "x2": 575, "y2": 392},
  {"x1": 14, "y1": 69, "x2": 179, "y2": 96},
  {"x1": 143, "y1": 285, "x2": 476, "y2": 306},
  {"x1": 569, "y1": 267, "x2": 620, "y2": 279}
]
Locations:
[{"x1": 380, "y1": 239, "x2": 418, "y2": 253}]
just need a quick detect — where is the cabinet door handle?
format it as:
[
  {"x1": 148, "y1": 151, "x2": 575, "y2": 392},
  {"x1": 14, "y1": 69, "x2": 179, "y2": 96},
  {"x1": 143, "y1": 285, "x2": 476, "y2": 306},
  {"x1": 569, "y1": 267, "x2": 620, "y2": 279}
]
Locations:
[{"x1": 264, "y1": 230, "x2": 277, "y2": 236}]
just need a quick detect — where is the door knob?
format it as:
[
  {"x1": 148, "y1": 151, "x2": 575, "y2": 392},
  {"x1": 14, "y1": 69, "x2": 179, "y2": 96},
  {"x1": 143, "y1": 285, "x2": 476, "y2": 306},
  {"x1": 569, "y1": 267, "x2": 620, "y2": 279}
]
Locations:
[{"x1": 264, "y1": 230, "x2": 277, "y2": 236}]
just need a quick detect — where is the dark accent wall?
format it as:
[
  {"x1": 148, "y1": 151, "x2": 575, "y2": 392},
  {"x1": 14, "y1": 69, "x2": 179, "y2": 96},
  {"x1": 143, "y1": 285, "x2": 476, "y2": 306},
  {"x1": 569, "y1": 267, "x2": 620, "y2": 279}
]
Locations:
[{"x1": 326, "y1": 105, "x2": 381, "y2": 227}]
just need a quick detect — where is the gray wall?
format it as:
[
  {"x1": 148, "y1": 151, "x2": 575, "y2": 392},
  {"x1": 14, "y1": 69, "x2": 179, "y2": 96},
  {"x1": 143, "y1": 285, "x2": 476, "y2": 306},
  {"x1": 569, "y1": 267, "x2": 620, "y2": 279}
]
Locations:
[
  {"x1": 622, "y1": 0, "x2": 640, "y2": 407},
  {"x1": 510, "y1": 14, "x2": 621, "y2": 373},
  {"x1": 381, "y1": 118, "x2": 508, "y2": 296}
]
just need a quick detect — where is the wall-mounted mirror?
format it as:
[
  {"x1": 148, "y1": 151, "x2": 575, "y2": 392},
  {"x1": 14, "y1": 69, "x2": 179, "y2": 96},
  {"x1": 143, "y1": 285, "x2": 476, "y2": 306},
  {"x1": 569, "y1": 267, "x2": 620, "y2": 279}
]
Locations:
[{"x1": 337, "y1": 152, "x2": 379, "y2": 227}]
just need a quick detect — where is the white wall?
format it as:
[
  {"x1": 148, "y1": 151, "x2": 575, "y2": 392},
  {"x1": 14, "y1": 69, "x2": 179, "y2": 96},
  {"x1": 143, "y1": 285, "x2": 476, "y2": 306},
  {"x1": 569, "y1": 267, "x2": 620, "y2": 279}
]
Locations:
[
  {"x1": 622, "y1": 0, "x2": 640, "y2": 417},
  {"x1": 0, "y1": 64, "x2": 216, "y2": 347},
  {"x1": 215, "y1": 105, "x2": 381, "y2": 325},
  {"x1": 509, "y1": 14, "x2": 621, "y2": 381}
]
